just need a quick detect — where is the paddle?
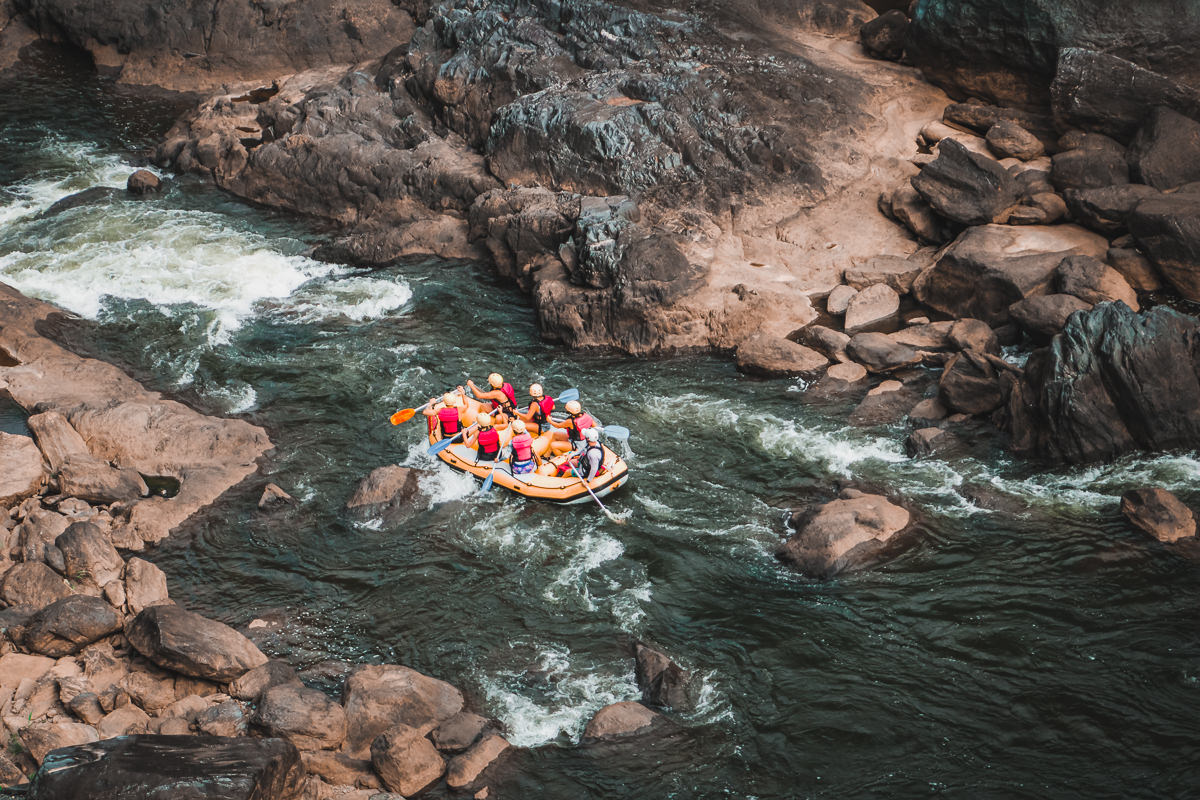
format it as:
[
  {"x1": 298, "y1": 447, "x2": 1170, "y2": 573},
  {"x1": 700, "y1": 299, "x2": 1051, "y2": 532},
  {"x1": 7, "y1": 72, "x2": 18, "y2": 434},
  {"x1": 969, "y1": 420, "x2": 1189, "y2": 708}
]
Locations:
[
  {"x1": 429, "y1": 387, "x2": 579, "y2": 455},
  {"x1": 390, "y1": 388, "x2": 463, "y2": 426},
  {"x1": 480, "y1": 465, "x2": 496, "y2": 493},
  {"x1": 567, "y1": 456, "x2": 623, "y2": 524},
  {"x1": 600, "y1": 424, "x2": 630, "y2": 441}
]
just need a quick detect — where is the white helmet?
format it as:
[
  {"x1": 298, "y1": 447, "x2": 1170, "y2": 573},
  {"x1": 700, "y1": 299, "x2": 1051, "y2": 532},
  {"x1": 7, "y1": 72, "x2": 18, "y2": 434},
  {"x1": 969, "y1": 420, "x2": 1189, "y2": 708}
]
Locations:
[{"x1": 583, "y1": 427, "x2": 599, "y2": 442}]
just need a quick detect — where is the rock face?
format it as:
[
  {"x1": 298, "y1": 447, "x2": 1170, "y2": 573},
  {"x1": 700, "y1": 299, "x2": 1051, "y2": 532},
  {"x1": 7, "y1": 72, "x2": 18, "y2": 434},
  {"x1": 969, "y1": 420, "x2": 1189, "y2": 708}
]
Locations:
[
  {"x1": 634, "y1": 642, "x2": 693, "y2": 710},
  {"x1": 1008, "y1": 304, "x2": 1200, "y2": 463},
  {"x1": 1120, "y1": 488, "x2": 1197, "y2": 543},
  {"x1": 253, "y1": 683, "x2": 348, "y2": 751},
  {"x1": 1127, "y1": 107, "x2": 1200, "y2": 190},
  {"x1": 735, "y1": 335, "x2": 829, "y2": 379},
  {"x1": 0, "y1": 430, "x2": 44, "y2": 506},
  {"x1": 778, "y1": 491, "x2": 912, "y2": 577},
  {"x1": 25, "y1": 735, "x2": 304, "y2": 800},
  {"x1": 341, "y1": 664, "x2": 464, "y2": 756},
  {"x1": 20, "y1": 595, "x2": 122, "y2": 657},
  {"x1": 582, "y1": 701, "x2": 663, "y2": 741},
  {"x1": 911, "y1": 139, "x2": 1017, "y2": 226},
  {"x1": 1128, "y1": 193, "x2": 1200, "y2": 301},
  {"x1": 126, "y1": 604, "x2": 268, "y2": 682}
]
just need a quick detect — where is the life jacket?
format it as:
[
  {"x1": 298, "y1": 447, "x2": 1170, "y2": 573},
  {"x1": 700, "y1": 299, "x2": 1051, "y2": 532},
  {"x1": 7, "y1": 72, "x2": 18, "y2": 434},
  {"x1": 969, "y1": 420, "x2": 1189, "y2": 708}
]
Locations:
[
  {"x1": 510, "y1": 432, "x2": 534, "y2": 462},
  {"x1": 583, "y1": 442, "x2": 606, "y2": 478},
  {"x1": 489, "y1": 382, "x2": 518, "y2": 414},
  {"x1": 437, "y1": 406, "x2": 460, "y2": 436},
  {"x1": 529, "y1": 396, "x2": 554, "y2": 427},
  {"x1": 477, "y1": 427, "x2": 500, "y2": 455},
  {"x1": 567, "y1": 412, "x2": 594, "y2": 442}
]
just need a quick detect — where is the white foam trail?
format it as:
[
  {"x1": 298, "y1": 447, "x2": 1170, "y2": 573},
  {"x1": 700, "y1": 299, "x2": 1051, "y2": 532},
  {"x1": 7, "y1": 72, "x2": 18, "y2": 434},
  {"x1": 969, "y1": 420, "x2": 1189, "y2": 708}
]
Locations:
[
  {"x1": 208, "y1": 382, "x2": 258, "y2": 414},
  {"x1": 272, "y1": 275, "x2": 414, "y2": 323}
]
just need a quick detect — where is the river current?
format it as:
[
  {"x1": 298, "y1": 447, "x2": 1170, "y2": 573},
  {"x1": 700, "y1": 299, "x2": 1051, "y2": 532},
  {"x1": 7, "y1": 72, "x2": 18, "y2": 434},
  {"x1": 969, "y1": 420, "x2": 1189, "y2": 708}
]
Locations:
[{"x1": 2, "y1": 48, "x2": 1198, "y2": 799}]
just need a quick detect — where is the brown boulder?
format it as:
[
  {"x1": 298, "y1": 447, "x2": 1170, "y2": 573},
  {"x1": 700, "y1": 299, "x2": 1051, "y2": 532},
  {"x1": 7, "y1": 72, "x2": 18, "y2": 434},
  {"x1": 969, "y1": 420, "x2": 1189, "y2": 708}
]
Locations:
[
  {"x1": 1055, "y1": 256, "x2": 1139, "y2": 310},
  {"x1": 253, "y1": 683, "x2": 347, "y2": 751},
  {"x1": 582, "y1": 701, "x2": 663, "y2": 741},
  {"x1": 123, "y1": 557, "x2": 170, "y2": 615},
  {"x1": 346, "y1": 466, "x2": 423, "y2": 512},
  {"x1": 795, "y1": 325, "x2": 851, "y2": 363},
  {"x1": 16, "y1": 508, "x2": 71, "y2": 565},
  {"x1": 1, "y1": 562, "x2": 72, "y2": 608},
  {"x1": 843, "y1": 254, "x2": 925, "y2": 295},
  {"x1": 735, "y1": 335, "x2": 829, "y2": 379},
  {"x1": 1050, "y1": 145, "x2": 1129, "y2": 193},
  {"x1": 445, "y1": 732, "x2": 511, "y2": 790},
  {"x1": 57, "y1": 460, "x2": 147, "y2": 505},
  {"x1": 26, "y1": 411, "x2": 91, "y2": 470},
  {"x1": 96, "y1": 704, "x2": 152, "y2": 738},
  {"x1": 18, "y1": 721, "x2": 98, "y2": 765},
  {"x1": 939, "y1": 352, "x2": 1010, "y2": 416},
  {"x1": 1120, "y1": 488, "x2": 1197, "y2": 543},
  {"x1": 1009, "y1": 294, "x2": 1093, "y2": 340},
  {"x1": 56, "y1": 522, "x2": 124, "y2": 589},
  {"x1": 778, "y1": 492, "x2": 912, "y2": 577},
  {"x1": 1107, "y1": 247, "x2": 1162, "y2": 292},
  {"x1": 229, "y1": 660, "x2": 301, "y2": 702},
  {"x1": 948, "y1": 318, "x2": 999, "y2": 354},
  {"x1": 986, "y1": 121, "x2": 1044, "y2": 161},
  {"x1": 126, "y1": 170, "x2": 162, "y2": 195},
  {"x1": 126, "y1": 604, "x2": 268, "y2": 682},
  {"x1": 1128, "y1": 192, "x2": 1200, "y2": 301},
  {"x1": 371, "y1": 725, "x2": 446, "y2": 796},
  {"x1": 341, "y1": 664, "x2": 464, "y2": 756},
  {"x1": 257, "y1": 483, "x2": 295, "y2": 510},
  {"x1": 911, "y1": 139, "x2": 1018, "y2": 226},
  {"x1": 20, "y1": 595, "x2": 122, "y2": 657},
  {"x1": 0, "y1": 431, "x2": 45, "y2": 507},
  {"x1": 846, "y1": 333, "x2": 920, "y2": 373},
  {"x1": 844, "y1": 283, "x2": 900, "y2": 333},
  {"x1": 431, "y1": 711, "x2": 489, "y2": 753},
  {"x1": 635, "y1": 642, "x2": 694, "y2": 710},
  {"x1": 300, "y1": 750, "x2": 378, "y2": 788},
  {"x1": 1127, "y1": 107, "x2": 1200, "y2": 191}
]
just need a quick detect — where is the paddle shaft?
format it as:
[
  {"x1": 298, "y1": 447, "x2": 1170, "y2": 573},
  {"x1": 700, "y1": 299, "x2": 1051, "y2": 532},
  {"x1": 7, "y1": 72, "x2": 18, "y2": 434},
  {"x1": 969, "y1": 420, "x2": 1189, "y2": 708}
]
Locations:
[{"x1": 566, "y1": 454, "x2": 620, "y2": 522}]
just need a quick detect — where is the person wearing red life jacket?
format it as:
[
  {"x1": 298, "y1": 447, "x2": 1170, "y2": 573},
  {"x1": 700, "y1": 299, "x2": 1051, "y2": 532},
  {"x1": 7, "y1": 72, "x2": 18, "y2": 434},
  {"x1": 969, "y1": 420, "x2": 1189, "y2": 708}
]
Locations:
[
  {"x1": 516, "y1": 383, "x2": 555, "y2": 434},
  {"x1": 467, "y1": 372, "x2": 518, "y2": 418},
  {"x1": 464, "y1": 413, "x2": 503, "y2": 463},
  {"x1": 507, "y1": 418, "x2": 542, "y2": 475},
  {"x1": 422, "y1": 392, "x2": 465, "y2": 437},
  {"x1": 549, "y1": 399, "x2": 594, "y2": 454}
]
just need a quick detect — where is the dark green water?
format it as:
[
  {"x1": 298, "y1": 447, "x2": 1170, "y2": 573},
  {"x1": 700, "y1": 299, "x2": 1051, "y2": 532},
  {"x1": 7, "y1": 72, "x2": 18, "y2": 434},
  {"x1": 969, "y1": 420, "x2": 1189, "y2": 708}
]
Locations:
[{"x1": 3, "y1": 47, "x2": 1199, "y2": 799}]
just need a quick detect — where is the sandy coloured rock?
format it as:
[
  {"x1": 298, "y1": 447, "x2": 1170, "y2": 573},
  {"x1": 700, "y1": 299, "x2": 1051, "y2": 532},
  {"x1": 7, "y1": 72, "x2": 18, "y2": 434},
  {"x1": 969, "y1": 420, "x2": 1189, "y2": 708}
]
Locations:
[
  {"x1": 0, "y1": 431, "x2": 44, "y2": 507},
  {"x1": 778, "y1": 492, "x2": 912, "y2": 577},
  {"x1": 126, "y1": 604, "x2": 268, "y2": 682}
]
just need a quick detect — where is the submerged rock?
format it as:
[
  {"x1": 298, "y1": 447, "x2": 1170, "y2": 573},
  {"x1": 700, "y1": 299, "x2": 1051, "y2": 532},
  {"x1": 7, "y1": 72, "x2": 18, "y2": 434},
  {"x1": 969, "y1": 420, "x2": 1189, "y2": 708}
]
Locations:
[
  {"x1": 126, "y1": 170, "x2": 161, "y2": 195},
  {"x1": 346, "y1": 466, "x2": 423, "y2": 515},
  {"x1": 1120, "y1": 488, "x2": 1197, "y2": 543},
  {"x1": 778, "y1": 491, "x2": 912, "y2": 577},
  {"x1": 582, "y1": 701, "x2": 664, "y2": 741},
  {"x1": 634, "y1": 642, "x2": 694, "y2": 710}
]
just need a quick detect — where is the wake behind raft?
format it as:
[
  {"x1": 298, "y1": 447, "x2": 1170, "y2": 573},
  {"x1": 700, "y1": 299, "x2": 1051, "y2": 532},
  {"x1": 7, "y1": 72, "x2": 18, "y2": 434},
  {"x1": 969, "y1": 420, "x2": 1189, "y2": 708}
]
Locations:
[{"x1": 415, "y1": 388, "x2": 630, "y2": 505}]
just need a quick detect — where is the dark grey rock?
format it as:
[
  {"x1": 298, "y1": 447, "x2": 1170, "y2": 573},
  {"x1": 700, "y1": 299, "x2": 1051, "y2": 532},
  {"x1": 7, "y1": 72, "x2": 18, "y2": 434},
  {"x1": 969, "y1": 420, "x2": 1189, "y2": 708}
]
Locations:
[
  {"x1": 912, "y1": 139, "x2": 1018, "y2": 226},
  {"x1": 1127, "y1": 107, "x2": 1200, "y2": 190}
]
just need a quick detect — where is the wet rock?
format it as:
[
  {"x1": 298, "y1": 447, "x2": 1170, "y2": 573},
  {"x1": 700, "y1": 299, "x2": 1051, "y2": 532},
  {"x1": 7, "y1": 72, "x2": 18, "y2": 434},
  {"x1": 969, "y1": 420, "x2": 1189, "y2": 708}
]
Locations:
[
  {"x1": 371, "y1": 725, "x2": 445, "y2": 796},
  {"x1": 346, "y1": 466, "x2": 423, "y2": 514},
  {"x1": 911, "y1": 139, "x2": 1018, "y2": 226},
  {"x1": 1009, "y1": 294, "x2": 1093, "y2": 340},
  {"x1": 20, "y1": 595, "x2": 121, "y2": 657},
  {"x1": 948, "y1": 319, "x2": 999, "y2": 355},
  {"x1": 57, "y1": 460, "x2": 147, "y2": 505},
  {"x1": 888, "y1": 183, "x2": 947, "y2": 243},
  {"x1": 55, "y1": 522, "x2": 123, "y2": 589},
  {"x1": 778, "y1": 492, "x2": 912, "y2": 577},
  {"x1": 1055, "y1": 256, "x2": 1138, "y2": 310},
  {"x1": 795, "y1": 325, "x2": 851, "y2": 363},
  {"x1": 96, "y1": 704, "x2": 152, "y2": 738},
  {"x1": 847, "y1": 333, "x2": 920, "y2": 373},
  {"x1": 905, "y1": 427, "x2": 959, "y2": 457},
  {"x1": 939, "y1": 351, "x2": 1010, "y2": 416},
  {"x1": 1, "y1": 562, "x2": 72, "y2": 608},
  {"x1": 912, "y1": 224, "x2": 1108, "y2": 325},
  {"x1": 634, "y1": 642, "x2": 694, "y2": 710},
  {"x1": 1064, "y1": 184, "x2": 1160, "y2": 236},
  {"x1": 341, "y1": 664, "x2": 464, "y2": 757},
  {"x1": 431, "y1": 712, "x2": 489, "y2": 754},
  {"x1": 1128, "y1": 193, "x2": 1200, "y2": 301},
  {"x1": 735, "y1": 335, "x2": 829, "y2": 379},
  {"x1": 1107, "y1": 247, "x2": 1162, "y2": 292},
  {"x1": 127, "y1": 605, "x2": 268, "y2": 682},
  {"x1": 1126, "y1": 107, "x2": 1200, "y2": 191},
  {"x1": 445, "y1": 733, "x2": 510, "y2": 790},
  {"x1": 844, "y1": 283, "x2": 900, "y2": 333},
  {"x1": 859, "y1": 9, "x2": 908, "y2": 61},
  {"x1": 909, "y1": 397, "x2": 948, "y2": 427},
  {"x1": 230, "y1": 660, "x2": 300, "y2": 702},
  {"x1": 986, "y1": 121, "x2": 1044, "y2": 161},
  {"x1": 582, "y1": 701, "x2": 664, "y2": 741},
  {"x1": 257, "y1": 483, "x2": 295, "y2": 511},
  {"x1": 1007, "y1": 304, "x2": 1200, "y2": 462},
  {"x1": 849, "y1": 383, "x2": 921, "y2": 427},
  {"x1": 125, "y1": 170, "x2": 161, "y2": 195},
  {"x1": 941, "y1": 104, "x2": 1053, "y2": 144},
  {"x1": 1050, "y1": 146, "x2": 1129, "y2": 193},
  {"x1": 1120, "y1": 488, "x2": 1197, "y2": 543},
  {"x1": 253, "y1": 683, "x2": 347, "y2": 751},
  {"x1": 24, "y1": 734, "x2": 304, "y2": 800},
  {"x1": 122, "y1": 558, "x2": 169, "y2": 616},
  {"x1": 19, "y1": 721, "x2": 99, "y2": 766},
  {"x1": 843, "y1": 253, "x2": 926, "y2": 295},
  {"x1": 826, "y1": 285, "x2": 857, "y2": 316},
  {"x1": 0, "y1": 431, "x2": 45, "y2": 507}
]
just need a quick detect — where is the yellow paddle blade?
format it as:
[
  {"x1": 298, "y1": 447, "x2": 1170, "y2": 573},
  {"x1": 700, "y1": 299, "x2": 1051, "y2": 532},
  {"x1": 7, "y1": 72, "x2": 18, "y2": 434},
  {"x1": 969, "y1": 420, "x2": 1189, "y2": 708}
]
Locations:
[{"x1": 390, "y1": 408, "x2": 416, "y2": 425}]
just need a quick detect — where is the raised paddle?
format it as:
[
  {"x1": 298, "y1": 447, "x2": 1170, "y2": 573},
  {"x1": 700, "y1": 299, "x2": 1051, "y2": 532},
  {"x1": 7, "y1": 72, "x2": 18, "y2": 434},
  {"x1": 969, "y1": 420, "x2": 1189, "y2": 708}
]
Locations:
[
  {"x1": 390, "y1": 388, "x2": 463, "y2": 426},
  {"x1": 428, "y1": 387, "x2": 579, "y2": 455},
  {"x1": 600, "y1": 424, "x2": 630, "y2": 441}
]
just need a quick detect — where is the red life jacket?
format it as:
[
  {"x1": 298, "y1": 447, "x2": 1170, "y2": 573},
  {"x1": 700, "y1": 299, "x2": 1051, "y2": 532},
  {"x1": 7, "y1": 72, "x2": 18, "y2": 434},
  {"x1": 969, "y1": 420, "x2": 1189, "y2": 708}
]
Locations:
[
  {"x1": 568, "y1": 412, "x2": 594, "y2": 442},
  {"x1": 511, "y1": 432, "x2": 533, "y2": 462},
  {"x1": 489, "y1": 383, "x2": 518, "y2": 414},
  {"x1": 529, "y1": 396, "x2": 554, "y2": 427},
  {"x1": 477, "y1": 427, "x2": 500, "y2": 454},
  {"x1": 437, "y1": 406, "x2": 460, "y2": 436}
]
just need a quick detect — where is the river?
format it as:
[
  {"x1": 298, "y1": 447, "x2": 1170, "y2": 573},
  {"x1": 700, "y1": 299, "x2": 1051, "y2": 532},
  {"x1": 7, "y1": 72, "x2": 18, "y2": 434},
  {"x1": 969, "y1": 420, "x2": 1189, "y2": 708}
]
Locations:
[{"x1": 2, "y1": 46, "x2": 1198, "y2": 798}]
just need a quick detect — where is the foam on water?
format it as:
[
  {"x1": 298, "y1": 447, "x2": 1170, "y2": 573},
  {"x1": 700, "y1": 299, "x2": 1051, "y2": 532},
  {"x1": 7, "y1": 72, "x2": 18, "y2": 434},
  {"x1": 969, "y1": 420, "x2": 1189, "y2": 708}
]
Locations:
[{"x1": 272, "y1": 275, "x2": 414, "y2": 323}]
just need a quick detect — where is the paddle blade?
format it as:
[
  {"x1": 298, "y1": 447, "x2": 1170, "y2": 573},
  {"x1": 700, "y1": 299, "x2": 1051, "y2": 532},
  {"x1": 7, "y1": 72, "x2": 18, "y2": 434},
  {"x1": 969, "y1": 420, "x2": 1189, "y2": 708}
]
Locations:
[
  {"x1": 390, "y1": 408, "x2": 416, "y2": 425},
  {"x1": 481, "y1": 469, "x2": 495, "y2": 493},
  {"x1": 601, "y1": 424, "x2": 630, "y2": 440},
  {"x1": 428, "y1": 436, "x2": 457, "y2": 455},
  {"x1": 556, "y1": 388, "x2": 579, "y2": 403}
]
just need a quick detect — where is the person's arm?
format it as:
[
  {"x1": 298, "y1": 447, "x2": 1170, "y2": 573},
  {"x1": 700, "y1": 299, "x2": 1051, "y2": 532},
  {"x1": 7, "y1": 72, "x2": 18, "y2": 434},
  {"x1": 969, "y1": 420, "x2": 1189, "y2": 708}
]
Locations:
[
  {"x1": 463, "y1": 428, "x2": 478, "y2": 447},
  {"x1": 549, "y1": 416, "x2": 571, "y2": 429},
  {"x1": 422, "y1": 398, "x2": 439, "y2": 418},
  {"x1": 586, "y1": 448, "x2": 603, "y2": 480}
]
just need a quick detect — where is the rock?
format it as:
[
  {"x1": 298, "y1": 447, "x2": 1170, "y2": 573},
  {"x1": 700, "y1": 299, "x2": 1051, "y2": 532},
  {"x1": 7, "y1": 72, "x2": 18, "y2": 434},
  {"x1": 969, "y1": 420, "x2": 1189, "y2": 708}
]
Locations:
[
  {"x1": 889, "y1": 183, "x2": 946, "y2": 243},
  {"x1": 735, "y1": 335, "x2": 829, "y2": 379},
  {"x1": 125, "y1": 170, "x2": 161, "y2": 195},
  {"x1": 1015, "y1": 191, "x2": 1067, "y2": 225},
  {"x1": 911, "y1": 139, "x2": 1018, "y2": 226},
  {"x1": 1007, "y1": 304, "x2": 1200, "y2": 462},
  {"x1": 122, "y1": 558, "x2": 169, "y2": 616},
  {"x1": 795, "y1": 325, "x2": 851, "y2": 362},
  {"x1": 843, "y1": 254, "x2": 925, "y2": 295},
  {"x1": 905, "y1": 427, "x2": 959, "y2": 457},
  {"x1": 0, "y1": 431, "x2": 44, "y2": 507},
  {"x1": 299, "y1": 750, "x2": 376, "y2": 789},
  {"x1": 823, "y1": 361, "x2": 869, "y2": 384},
  {"x1": 445, "y1": 733, "x2": 510, "y2": 790},
  {"x1": 25, "y1": 411, "x2": 90, "y2": 471},
  {"x1": 909, "y1": 397, "x2": 948, "y2": 427},
  {"x1": 939, "y1": 352, "x2": 1009, "y2": 416},
  {"x1": 1120, "y1": 489, "x2": 1197, "y2": 543},
  {"x1": 20, "y1": 596, "x2": 122, "y2": 657},
  {"x1": 230, "y1": 660, "x2": 300, "y2": 702},
  {"x1": 911, "y1": 224, "x2": 1108, "y2": 324},
  {"x1": 582, "y1": 701, "x2": 663, "y2": 741},
  {"x1": 24, "y1": 734, "x2": 304, "y2": 800},
  {"x1": 1009, "y1": 294, "x2": 1093, "y2": 340},
  {"x1": 859, "y1": 9, "x2": 908, "y2": 61},
  {"x1": 826, "y1": 285, "x2": 857, "y2": 316},
  {"x1": 844, "y1": 283, "x2": 900, "y2": 333},
  {"x1": 253, "y1": 683, "x2": 347, "y2": 751},
  {"x1": 1107, "y1": 247, "x2": 1162, "y2": 292},
  {"x1": 889, "y1": 321, "x2": 953, "y2": 351},
  {"x1": 370, "y1": 726, "x2": 445, "y2": 796},
  {"x1": 96, "y1": 704, "x2": 152, "y2": 738},
  {"x1": 155, "y1": 717, "x2": 191, "y2": 736},
  {"x1": 55, "y1": 522, "x2": 123, "y2": 589},
  {"x1": 68, "y1": 693, "x2": 105, "y2": 726},
  {"x1": 57, "y1": 460, "x2": 147, "y2": 505},
  {"x1": 986, "y1": 121, "x2": 1044, "y2": 161},
  {"x1": 778, "y1": 493, "x2": 912, "y2": 577},
  {"x1": 948, "y1": 319, "x2": 999, "y2": 355},
  {"x1": 431, "y1": 712, "x2": 489, "y2": 754},
  {"x1": 941, "y1": 104, "x2": 1053, "y2": 144},
  {"x1": 18, "y1": 721, "x2": 99, "y2": 766},
  {"x1": 1, "y1": 562, "x2": 72, "y2": 608},
  {"x1": 118, "y1": 667, "x2": 176, "y2": 714},
  {"x1": 1050, "y1": 146, "x2": 1129, "y2": 193},
  {"x1": 1128, "y1": 193, "x2": 1200, "y2": 301},
  {"x1": 257, "y1": 484, "x2": 295, "y2": 511},
  {"x1": 849, "y1": 383, "x2": 921, "y2": 427},
  {"x1": 634, "y1": 642, "x2": 693, "y2": 710},
  {"x1": 1064, "y1": 184, "x2": 1161, "y2": 236},
  {"x1": 0, "y1": 752, "x2": 25, "y2": 785},
  {"x1": 197, "y1": 700, "x2": 249, "y2": 738},
  {"x1": 345, "y1": 466, "x2": 422, "y2": 513},
  {"x1": 126, "y1": 605, "x2": 268, "y2": 682},
  {"x1": 847, "y1": 333, "x2": 920, "y2": 373},
  {"x1": 16, "y1": 508, "x2": 71, "y2": 565},
  {"x1": 1127, "y1": 107, "x2": 1200, "y2": 190},
  {"x1": 1055, "y1": 256, "x2": 1139, "y2": 310},
  {"x1": 341, "y1": 665, "x2": 464, "y2": 757},
  {"x1": 0, "y1": 652, "x2": 56, "y2": 689}
]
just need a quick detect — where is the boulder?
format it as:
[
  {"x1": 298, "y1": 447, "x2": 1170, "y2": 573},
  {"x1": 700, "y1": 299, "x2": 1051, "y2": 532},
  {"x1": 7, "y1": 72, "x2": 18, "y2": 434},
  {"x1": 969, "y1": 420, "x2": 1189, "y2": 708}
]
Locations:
[
  {"x1": 1050, "y1": 146, "x2": 1129, "y2": 192},
  {"x1": 253, "y1": 683, "x2": 347, "y2": 751},
  {"x1": 1007, "y1": 304, "x2": 1200, "y2": 462},
  {"x1": 19, "y1": 721, "x2": 99, "y2": 766},
  {"x1": 1009, "y1": 294, "x2": 1093, "y2": 340},
  {"x1": 889, "y1": 321, "x2": 953, "y2": 351},
  {"x1": 1, "y1": 562, "x2": 72, "y2": 608},
  {"x1": 911, "y1": 139, "x2": 1018, "y2": 226},
  {"x1": 257, "y1": 484, "x2": 295, "y2": 511},
  {"x1": 123, "y1": 558, "x2": 169, "y2": 615},
  {"x1": 823, "y1": 361, "x2": 868, "y2": 385},
  {"x1": 57, "y1": 461, "x2": 147, "y2": 505},
  {"x1": 20, "y1": 595, "x2": 122, "y2": 657},
  {"x1": 445, "y1": 733, "x2": 510, "y2": 790},
  {"x1": 1126, "y1": 107, "x2": 1200, "y2": 190},
  {"x1": 843, "y1": 283, "x2": 900, "y2": 333},
  {"x1": 25, "y1": 411, "x2": 90, "y2": 471},
  {"x1": 1063, "y1": 184, "x2": 1161, "y2": 236},
  {"x1": 55, "y1": 522, "x2": 123, "y2": 589},
  {"x1": 843, "y1": 254, "x2": 925, "y2": 295},
  {"x1": 778, "y1": 492, "x2": 912, "y2": 577},
  {"x1": 299, "y1": 750, "x2": 376, "y2": 789},
  {"x1": 849, "y1": 382, "x2": 922, "y2": 427},
  {"x1": 341, "y1": 664, "x2": 464, "y2": 756},
  {"x1": 0, "y1": 431, "x2": 45, "y2": 507},
  {"x1": 196, "y1": 700, "x2": 249, "y2": 738},
  {"x1": 126, "y1": 170, "x2": 162, "y2": 195},
  {"x1": 1055, "y1": 256, "x2": 1139, "y2": 310},
  {"x1": 860, "y1": 9, "x2": 908, "y2": 61},
  {"x1": 1107, "y1": 247, "x2": 1162, "y2": 292},
  {"x1": 826, "y1": 284, "x2": 857, "y2": 315},
  {"x1": 370, "y1": 725, "x2": 446, "y2": 796},
  {"x1": 431, "y1": 712, "x2": 489, "y2": 754},
  {"x1": 634, "y1": 642, "x2": 694, "y2": 710},
  {"x1": 25, "y1": 735, "x2": 304, "y2": 800},
  {"x1": 735, "y1": 334, "x2": 829, "y2": 379},
  {"x1": 941, "y1": 104, "x2": 1053, "y2": 144},
  {"x1": 582, "y1": 701, "x2": 664, "y2": 741},
  {"x1": 17, "y1": 509, "x2": 71, "y2": 565},
  {"x1": 846, "y1": 333, "x2": 920, "y2": 373},
  {"x1": 1120, "y1": 488, "x2": 1197, "y2": 543},
  {"x1": 939, "y1": 352, "x2": 1009, "y2": 416},
  {"x1": 230, "y1": 660, "x2": 301, "y2": 702},
  {"x1": 889, "y1": 183, "x2": 946, "y2": 243},
  {"x1": 0, "y1": 752, "x2": 24, "y2": 786},
  {"x1": 912, "y1": 224, "x2": 1107, "y2": 325},
  {"x1": 118, "y1": 667, "x2": 177, "y2": 714},
  {"x1": 795, "y1": 325, "x2": 851, "y2": 362},
  {"x1": 126, "y1": 605, "x2": 268, "y2": 682},
  {"x1": 948, "y1": 319, "x2": 999, "y2": 354},
  {"x1": 345, "y1": 466, "x2": 422, "y2": 512},
  {"x1": 908, "y1": 397, "x2": 948, "y2": 427},
  {"x1": 1128, "y1": 193, "x2": 1200, "y2": 301},
  {"x1": 905, "y1": 427, "x2": 960, "y2": 457},
  {"x1": 96, "y1": 704, "x2": 152, "y2": 739},
  {"x1": 986, "y1": 121, "x2": 1044, "y2": 161}
]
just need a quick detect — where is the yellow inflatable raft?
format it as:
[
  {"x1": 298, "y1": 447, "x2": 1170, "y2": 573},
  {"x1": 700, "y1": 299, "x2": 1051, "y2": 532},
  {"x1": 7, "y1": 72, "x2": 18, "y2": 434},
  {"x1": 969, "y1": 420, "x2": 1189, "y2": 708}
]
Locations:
[{"x1": 425, "y1": 398, "x2": 629, "y2": 504}]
